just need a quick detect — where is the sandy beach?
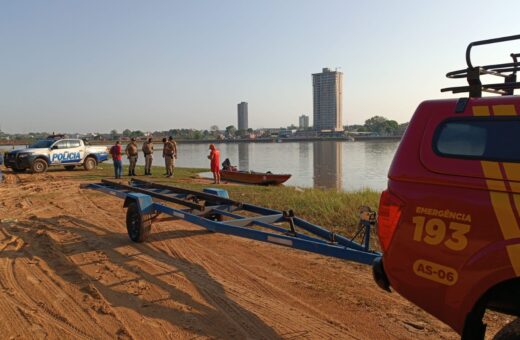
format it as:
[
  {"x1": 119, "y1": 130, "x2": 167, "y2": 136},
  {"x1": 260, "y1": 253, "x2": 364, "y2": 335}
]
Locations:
[{"x1": 0, "y1": 170, "x2": 512, "y2": 339}]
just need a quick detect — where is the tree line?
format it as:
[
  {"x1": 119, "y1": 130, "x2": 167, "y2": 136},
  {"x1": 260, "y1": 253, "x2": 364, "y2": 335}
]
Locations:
[{"x1": 347, "y1": 116, "x2": 408, "y2": 136}]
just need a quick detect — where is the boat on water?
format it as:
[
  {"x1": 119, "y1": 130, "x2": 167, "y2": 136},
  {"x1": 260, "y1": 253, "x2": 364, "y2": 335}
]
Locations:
[{"x1": 220, "y1": 170, "x2": 291, "y2": 185}]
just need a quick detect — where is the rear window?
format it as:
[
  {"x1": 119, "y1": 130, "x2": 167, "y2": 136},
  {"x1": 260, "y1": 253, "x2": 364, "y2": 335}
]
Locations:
[{"x1": 434, "y1": 118, "x2": 520, "y2": 163}]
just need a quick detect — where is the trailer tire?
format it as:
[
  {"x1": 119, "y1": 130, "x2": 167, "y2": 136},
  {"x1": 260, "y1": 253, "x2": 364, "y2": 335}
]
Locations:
[
  {"x1": 126, "y1": 202, "x2": 152, "y2": 242},
  {"x1": 494, "y1": 318, "x2": 520, "y2": 339},
  {"x1": 83, "y1": 157, "x2": 97, "y2": 171},
  {"x1": 32, "y1": 159, "x2": 48, "y2": 173}
]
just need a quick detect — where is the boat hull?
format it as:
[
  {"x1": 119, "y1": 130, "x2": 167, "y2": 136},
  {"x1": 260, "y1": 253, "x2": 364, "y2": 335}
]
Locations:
[{"x1": 220, "y1": 170, "x2": 291, "y2": 185}]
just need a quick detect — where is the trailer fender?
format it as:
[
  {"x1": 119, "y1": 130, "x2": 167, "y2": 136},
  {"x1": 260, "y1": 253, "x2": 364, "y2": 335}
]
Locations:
[{"x1": 123, "y1": 193, "x2": 154, "y2": 213}]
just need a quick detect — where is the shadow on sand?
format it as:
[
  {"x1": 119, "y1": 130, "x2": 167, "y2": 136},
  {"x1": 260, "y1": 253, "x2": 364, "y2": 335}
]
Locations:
[{"x1": 1, "y1": 215, "x2": 281, "y2": 339}]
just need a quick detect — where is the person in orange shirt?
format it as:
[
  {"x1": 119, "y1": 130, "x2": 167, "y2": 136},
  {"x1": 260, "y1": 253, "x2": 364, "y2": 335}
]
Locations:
[{"x1": 208, "y1": 144, "x2": 221, "y2": 184}]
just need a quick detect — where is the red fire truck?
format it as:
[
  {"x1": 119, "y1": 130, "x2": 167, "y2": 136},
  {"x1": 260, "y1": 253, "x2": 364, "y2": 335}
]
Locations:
[{"x1": 373, "y1": 35, "x2": 520, "y2": 339}]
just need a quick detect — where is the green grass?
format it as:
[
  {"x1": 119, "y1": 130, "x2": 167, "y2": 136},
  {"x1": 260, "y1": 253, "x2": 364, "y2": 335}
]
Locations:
[
  {"x1": 179, "y1": 183, "x2": 379, "y2": 235},
  {"x1": 63, "y1": 163, "x2": 207, "y2": 182}
]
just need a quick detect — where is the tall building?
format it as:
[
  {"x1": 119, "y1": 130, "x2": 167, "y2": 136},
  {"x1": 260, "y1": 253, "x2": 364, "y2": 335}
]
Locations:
[
  {"x1": 312, "y1": 68, "x2": 343, "y2": 131},
  {"x1": 299, "y1": 114, "x2": 309, "y2": 129},
  {"x1": 237, "y1": 102, "x2": 248, "y2": 130}
]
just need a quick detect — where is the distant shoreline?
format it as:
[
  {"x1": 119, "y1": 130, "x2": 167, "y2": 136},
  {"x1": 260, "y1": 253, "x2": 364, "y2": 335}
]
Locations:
[{"x1": 1, "y1": 135, "x2": 401, "y2": 147}]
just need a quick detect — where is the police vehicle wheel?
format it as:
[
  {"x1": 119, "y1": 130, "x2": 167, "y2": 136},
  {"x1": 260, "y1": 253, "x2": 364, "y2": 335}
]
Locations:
[
  {"x1": 64, "y1": 165, "x2": 75, "y2": 171},
  {"x1": 83, "y1": 157, "x2": 97, "y2": 171},
  {"x1": 126, "y1": 202, "x2": 152, "y2": 243},
  {"x1": 494, "y1": 318, "x2": 520, "y2": 339},
  {"x1": 31, "y1": 159, "x2": 48, "y2": 173}
]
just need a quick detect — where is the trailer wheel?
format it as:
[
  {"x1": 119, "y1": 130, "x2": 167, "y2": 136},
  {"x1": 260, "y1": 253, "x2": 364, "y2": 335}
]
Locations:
[
  {"x1": 494, "y1": 318, "x2": 520, "y2": 339},
  {"x1": 32, "y1": 159, "x2": 48, "y2": 173},
  {"x1": 126, "y1": 202, "x2": 152, "y2": 242}
]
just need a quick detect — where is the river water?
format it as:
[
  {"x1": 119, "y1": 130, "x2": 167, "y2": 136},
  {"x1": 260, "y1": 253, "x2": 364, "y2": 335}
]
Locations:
[
  {"x1": 126, "y1": 140, "x2": 399, "y2": 191},
  {"x1": 1, "y1": 140, "x2": 399, "y2": 192}
]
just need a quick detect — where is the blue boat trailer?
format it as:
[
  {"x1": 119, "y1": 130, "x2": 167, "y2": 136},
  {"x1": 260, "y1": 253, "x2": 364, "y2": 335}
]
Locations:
[{"x1": 84, "y1": 179, "x2": 380, "y2": 265}]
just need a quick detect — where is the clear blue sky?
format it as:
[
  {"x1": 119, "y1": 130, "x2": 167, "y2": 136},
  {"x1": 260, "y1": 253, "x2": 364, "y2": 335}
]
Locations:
[{"x1": 1, "y1": 0, "x2": 519, "y2": 133}]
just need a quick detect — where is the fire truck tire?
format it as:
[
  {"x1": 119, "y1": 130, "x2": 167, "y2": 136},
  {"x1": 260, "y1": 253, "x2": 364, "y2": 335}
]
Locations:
[
  {"x1": 31, "y1": 159, "x2": 48, "y2": 173},
  {"x1": 126, "y1": 201, "x2": 152, "y2": 243},
  {"x1": 494, "y1": 318, "x2": 520, "y2": 339}
]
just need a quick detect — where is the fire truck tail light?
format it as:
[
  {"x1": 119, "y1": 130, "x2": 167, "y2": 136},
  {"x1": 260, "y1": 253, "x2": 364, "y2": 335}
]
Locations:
[{"x1": 377, "y1": 190, "x2": 403, "y2": 252}]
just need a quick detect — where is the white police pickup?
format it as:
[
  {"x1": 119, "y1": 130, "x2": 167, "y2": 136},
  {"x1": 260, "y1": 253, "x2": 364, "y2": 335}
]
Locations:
[{"x1": 4, "y1": 138, "x2": 109, "y2": 173}]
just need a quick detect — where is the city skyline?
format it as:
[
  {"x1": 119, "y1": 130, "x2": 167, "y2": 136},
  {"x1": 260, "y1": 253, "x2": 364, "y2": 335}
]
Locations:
[{"x1": 1, "y1": 1, "x2": 520, "y2": 133}]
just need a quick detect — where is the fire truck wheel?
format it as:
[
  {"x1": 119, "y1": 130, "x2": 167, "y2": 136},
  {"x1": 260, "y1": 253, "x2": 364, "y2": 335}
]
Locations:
[
  {"x1": 126, "y1": 201, "x2": 152, "y2": 242},
  {"x1": 494, "y1": 318, "x2": 520, "y2": 339}
]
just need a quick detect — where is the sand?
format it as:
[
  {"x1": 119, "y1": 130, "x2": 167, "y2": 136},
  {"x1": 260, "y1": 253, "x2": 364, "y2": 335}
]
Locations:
[{"x1": 0, "y1": 170, "x2": 511, "y2": 339}]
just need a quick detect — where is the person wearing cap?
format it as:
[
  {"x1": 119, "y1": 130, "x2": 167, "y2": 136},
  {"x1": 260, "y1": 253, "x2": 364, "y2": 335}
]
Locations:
[
  {"x1": 208, "y1": 144, "x2": 220, "y2": 184},
  {"x1": 125, "y1": 137, "x2": 138, "y2": 176},
  {"x1": 110, "y1": 141, "x2": 123, "y2": 179},
  {"x1": 142, "y1": 137, "x2": 154, "y2": 176},
  {"x1": 163, "y1": 136, "x2": 177, "y2": 177}
]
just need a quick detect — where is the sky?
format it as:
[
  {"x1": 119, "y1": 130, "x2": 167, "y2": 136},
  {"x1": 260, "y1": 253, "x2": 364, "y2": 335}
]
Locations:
[{"x1": 1, "y1": 0, "x2": 520, "y2": 134}]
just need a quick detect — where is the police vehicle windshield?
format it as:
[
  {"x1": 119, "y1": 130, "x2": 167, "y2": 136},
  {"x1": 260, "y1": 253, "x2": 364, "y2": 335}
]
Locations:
[{"x1": 29, "y1": 140, "x2": 55, "y2": 149}]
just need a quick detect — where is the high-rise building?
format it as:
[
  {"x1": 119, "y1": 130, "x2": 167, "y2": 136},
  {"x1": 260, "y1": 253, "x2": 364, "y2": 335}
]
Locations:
[
  {"x1": 312, "y1": 68, "x2": 343, "y2": 131},
  {"x1": 237, "y1": 102, "x2": 248, "y2": 130},
  {"x1": 299, "y1": 114, "x2": 309, "y2": 129}
]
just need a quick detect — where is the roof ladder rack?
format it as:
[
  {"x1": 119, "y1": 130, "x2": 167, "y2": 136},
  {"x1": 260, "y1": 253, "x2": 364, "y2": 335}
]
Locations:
[{"x1": 441, "y1": 34, "x2": 520, "y2": 97}]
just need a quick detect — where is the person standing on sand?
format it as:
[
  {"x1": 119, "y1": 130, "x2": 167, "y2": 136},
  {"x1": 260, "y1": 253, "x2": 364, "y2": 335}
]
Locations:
[
  {"x1": 163, "y1": 136, "x2": 177, "y2": 178},
  {"x1": 110, "y1": 141, "x2": 123, "y2": 179},
  {"x1": 142, "y1": 137, "x2": 154, "y2": 176},
  {"x1": 125, "y1": 137, "x2": 138, "y2": 176},
  {"x1": 208, "y1": 144, "x2": 221, "y2": 184}
]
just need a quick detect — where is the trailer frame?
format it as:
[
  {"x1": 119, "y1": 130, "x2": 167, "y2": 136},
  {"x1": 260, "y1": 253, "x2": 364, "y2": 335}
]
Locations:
[{"x1": 84, "y1": 179, "x2": 380, "y2": 265}]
